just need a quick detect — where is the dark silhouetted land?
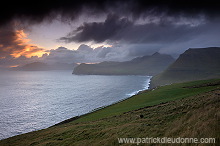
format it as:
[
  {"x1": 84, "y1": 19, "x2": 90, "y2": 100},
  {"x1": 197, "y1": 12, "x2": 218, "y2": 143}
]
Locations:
[
  {"x1": 151, "y1": 47, "x2": 220, "y2": 88},
  {"x1": 73, "y1": 52, "x2": 175, "y2": 75},
  {"x1": 12, "y1": 62, "x2": 77, "y2": 71}
]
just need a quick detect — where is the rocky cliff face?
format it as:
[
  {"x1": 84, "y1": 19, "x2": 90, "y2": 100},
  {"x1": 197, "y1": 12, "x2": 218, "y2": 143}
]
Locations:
[{"x1": 150, "y1": 47, "x2": 220, "y2": 88}]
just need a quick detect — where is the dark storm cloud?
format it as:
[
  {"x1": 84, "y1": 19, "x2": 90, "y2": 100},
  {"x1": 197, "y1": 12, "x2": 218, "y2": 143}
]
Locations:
[
  {"x1": 59, "y1": 14, "x2": 205, "y2": 44},
  {"x1": 60, "y1": 14, "x2": 132, "y2": 43},
  {"x1": 1, "y1": 0, "x2": 220, "y2": 68},
  {"x1": 1, "y1": 0, "x2": 220, "y2": 26}
]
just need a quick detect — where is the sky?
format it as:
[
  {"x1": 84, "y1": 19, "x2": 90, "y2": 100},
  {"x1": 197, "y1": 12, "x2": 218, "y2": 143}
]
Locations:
[{"x1": 0, "y1": 0, "x2": 220, "y2": 68}]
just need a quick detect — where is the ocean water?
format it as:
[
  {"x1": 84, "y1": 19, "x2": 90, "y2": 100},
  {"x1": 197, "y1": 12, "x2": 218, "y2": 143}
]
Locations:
[{"x1": 0, "y1": 71, "x2": 151, "y2": 139}]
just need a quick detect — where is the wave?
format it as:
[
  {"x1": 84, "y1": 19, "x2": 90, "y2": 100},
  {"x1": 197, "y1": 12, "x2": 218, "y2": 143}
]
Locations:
[
  {"x1": 55, "y1": 76, "x2": 152, "y2": 127},
  {"x1": 90, "y1": 76, "x2": 152, "y2": 113},
  {"x1": 126, "y1": 76, "x2": 152, "y2": 97}
]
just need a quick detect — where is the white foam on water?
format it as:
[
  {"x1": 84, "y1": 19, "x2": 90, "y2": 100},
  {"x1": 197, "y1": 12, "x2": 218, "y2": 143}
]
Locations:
[{"x1": 126, "y1": 76, "x2": 152, "y2": 97}]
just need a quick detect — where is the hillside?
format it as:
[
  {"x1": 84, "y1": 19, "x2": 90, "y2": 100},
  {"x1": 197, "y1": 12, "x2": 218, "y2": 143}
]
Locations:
[
  {"x1": 150, "y1": 47, "x2": 220, "y2": 88},
  {"x1": 12, "y1": 62, "x2": 77, "y2": 71},
  {"x1": 0, "y1": 79, "x2": 219, "y2": 145},
  {"x1": 73, "y1": 52, "x2": 175, "y2": 75}
]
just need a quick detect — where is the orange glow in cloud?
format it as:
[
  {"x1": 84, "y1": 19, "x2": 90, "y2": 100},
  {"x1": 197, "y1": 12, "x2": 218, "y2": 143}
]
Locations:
[
  {"x1": 10, "y1": 30, "x2": 48, "y2": 58},
  {"x1": 9, "y1": 65, "x2": 19, "y2": 68}
]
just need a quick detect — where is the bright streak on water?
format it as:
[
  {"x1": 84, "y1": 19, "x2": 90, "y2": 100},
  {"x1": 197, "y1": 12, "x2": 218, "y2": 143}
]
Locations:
[{"x1": 0, "y1": 71, "x2": 151, "y2": 139}]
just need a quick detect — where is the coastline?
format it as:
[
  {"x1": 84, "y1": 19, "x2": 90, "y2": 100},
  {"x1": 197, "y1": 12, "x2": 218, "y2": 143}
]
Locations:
[
  {"x1": 0, "y1": 75, "x2": 151, "y2": 140},
  {"x1": 1, "y1": 79, "x2": 219, "y2": 145},
  {"x1": 52, "y1": 79, "x2": 220, "y2": 125},
  {"x1": 54, "y1": 76, "x2": 152, "y2": 126}
]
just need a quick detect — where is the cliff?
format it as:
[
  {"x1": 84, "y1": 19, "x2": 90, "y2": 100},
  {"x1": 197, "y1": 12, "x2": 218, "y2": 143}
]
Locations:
[{"x1": 150, "y1": 47, "x2": 220, "y2": 88}]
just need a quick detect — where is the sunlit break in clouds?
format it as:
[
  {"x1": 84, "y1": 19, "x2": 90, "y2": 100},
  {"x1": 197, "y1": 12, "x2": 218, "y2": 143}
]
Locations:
[{"x1": 10, "y1": 30, "x2": 48, "y2": 58}]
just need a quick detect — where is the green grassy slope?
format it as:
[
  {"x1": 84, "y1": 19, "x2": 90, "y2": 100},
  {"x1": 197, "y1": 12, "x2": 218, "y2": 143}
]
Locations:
[
  {"x1": 0, "y1": 79, "x2": 219, "y2": 146},
  {"x1": 73, "y1": 79, "x2": 220, "y2": 123}
]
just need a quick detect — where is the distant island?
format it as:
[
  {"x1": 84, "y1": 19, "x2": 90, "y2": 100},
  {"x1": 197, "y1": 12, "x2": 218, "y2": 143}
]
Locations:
[
  {"x1": 12, "y1": 62, "x2": 77, "y2": 71},
  {"x1": 73, "y1": 47, "x2": 220, "y2": 88},
  {"x1": 150, "y1": 47, "x2": 220, "y2": 88},
  {"x1": 12, "y1": 47, "x2": 220, "y2": 88},
  {"x1": 73, "y1": 52, "x2": 175, "y2": 76}
]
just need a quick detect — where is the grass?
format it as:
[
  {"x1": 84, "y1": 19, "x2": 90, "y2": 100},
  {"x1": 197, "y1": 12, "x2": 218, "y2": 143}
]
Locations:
[
  {"x1": 0, "y1": 79, "x2": 219, "y2": 146},
  {"x1": 72, "y1": 79, "x2": 220, "y2": 123}
]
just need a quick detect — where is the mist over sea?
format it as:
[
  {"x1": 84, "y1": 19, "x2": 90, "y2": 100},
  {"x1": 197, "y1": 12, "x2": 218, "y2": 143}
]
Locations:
[{"x1": 0, "y1": 71, "x2": 151, "y2": 139}]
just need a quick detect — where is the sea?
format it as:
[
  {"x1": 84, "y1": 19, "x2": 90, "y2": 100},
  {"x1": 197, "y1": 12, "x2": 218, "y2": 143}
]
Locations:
[{"x1": 0, "y1": 70, "x2": 151, "y2": 140}]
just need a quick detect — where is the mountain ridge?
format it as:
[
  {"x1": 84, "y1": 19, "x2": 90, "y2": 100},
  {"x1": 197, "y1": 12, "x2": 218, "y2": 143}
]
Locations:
[
  {"x1": 73, "y1": 52, "x2": 175, "y2": 75},
  {"x1": 150, "y1": 47, "x2": 220, "y2": 88}
]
